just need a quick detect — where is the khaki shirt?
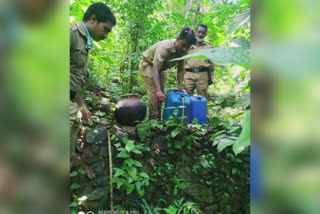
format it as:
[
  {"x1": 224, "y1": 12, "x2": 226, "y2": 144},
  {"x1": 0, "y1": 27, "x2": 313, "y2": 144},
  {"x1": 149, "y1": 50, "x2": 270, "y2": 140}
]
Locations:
[
  {"x1": 70, "y1": 21, "x2": 89, "y2": 93},
  {"x1": 140, "y1": 39, "x2": 185, "y2": 77},
  {"x1": 185, "y1": 41, "x2": 213, "y2": 69}
]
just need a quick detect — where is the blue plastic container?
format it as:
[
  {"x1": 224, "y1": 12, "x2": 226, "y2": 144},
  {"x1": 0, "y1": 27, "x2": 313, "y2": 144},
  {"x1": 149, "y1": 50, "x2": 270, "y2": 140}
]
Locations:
[
  {"x1": 189, "y1": 95, "x2": 207, "y2": 124},
  {"x1": 163, "y1": 88, "x2": 190, "y2": 123}
]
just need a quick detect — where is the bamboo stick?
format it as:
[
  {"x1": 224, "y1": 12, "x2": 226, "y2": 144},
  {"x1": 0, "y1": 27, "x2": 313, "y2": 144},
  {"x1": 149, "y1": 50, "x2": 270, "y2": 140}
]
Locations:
[{"x1": 107, "y1": 130, "x2": 113, "y2": 211}]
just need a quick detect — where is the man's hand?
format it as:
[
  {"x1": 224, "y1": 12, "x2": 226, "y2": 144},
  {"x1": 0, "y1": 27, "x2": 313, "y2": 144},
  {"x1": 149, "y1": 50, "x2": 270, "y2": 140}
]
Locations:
[
  {"x1": 156, "y1": 90, "x2": 166, "y2": 102},
  {"x1": 177, "y1": 86, "x2": 184, "y2": 92},
  {"x1": 81, "y1": 106, "x2": 92, "y2": 125}
]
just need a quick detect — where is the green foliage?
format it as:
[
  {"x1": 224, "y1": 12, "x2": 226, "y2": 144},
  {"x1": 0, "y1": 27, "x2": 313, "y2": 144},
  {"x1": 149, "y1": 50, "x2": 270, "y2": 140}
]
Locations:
[
  {"x1": 163, "y1": 198, "x2": 200, "y2": 214},
  {"x1": 70, "y1": 0, "x2": 250, "y2": 212},
  {"x1": 233, "y1": 110, "x2": 250, "y2": 155},
  {"x1": 228, "y1": 8, "x2": 250, "y2": 33},
  {"x1": 111, "y1": 137, "x2": 150, "y2": 196},
  {"x1": 171, "y1": 47, "x2": 250, "y2": 69},
  {"x1": 140, "y1": 198, "x2": 163, "y2": 214}
]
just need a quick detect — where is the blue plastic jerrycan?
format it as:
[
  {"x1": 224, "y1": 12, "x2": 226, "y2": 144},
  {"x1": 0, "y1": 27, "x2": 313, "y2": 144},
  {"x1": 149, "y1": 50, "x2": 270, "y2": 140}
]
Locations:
[
  {"x1": 163, "y1": 88, "x2": 190, "y2": 123},
  {"x1": 189, "y1": 95, "x2": 207, "y2": 124}
]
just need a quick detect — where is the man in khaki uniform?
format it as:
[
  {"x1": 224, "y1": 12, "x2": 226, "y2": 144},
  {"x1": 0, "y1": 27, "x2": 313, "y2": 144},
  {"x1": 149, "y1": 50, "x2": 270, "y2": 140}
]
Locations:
[
  {"x1": 70, "y1": 3, "x2": 116, "y2": 168},
  {"x1": 139, "y1": 27, "x2": 197, "y2": 120},
  {"x1": 184, "y1": 24, "x2": 214, "y2": 100}
]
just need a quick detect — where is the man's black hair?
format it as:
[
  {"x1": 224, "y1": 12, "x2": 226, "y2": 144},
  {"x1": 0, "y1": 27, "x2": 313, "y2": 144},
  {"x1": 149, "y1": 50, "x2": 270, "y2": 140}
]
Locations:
[
  {"x1": 196, "y1": 23, "x2": 208, "y2": 32},
  {"x1": 83, "y1": 2, "x2": 116, "y2": 25},
  {"x1": 179, "y1": 27, "x2": 197, "y2": 45}
]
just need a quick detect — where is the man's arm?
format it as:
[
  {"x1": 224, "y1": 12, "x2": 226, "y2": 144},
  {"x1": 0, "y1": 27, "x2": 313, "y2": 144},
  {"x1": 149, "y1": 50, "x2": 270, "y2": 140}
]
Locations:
[
  {"x1": 152, "y1": 65, "x2": 166, "y2": 102},
  {"x1": 177, "y1": 60, "x2": 184, "y2": 92},
  {"x1": 76, "y1": 94, "x2": 92, "y2": 124}
]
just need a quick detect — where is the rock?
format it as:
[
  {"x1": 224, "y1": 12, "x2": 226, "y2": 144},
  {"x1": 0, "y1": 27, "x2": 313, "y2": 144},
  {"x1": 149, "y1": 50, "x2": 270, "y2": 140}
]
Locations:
[
  {"x1": 83, "y1": 150, "x2": 96, "y2": 159},
  {"x1": 182, "y1": 182, "x2": 215, "y2": 203},
  {"x1": 85, "y1": 166, "x2": 96, "y2": 180},
  {"x1": 91, "y1": 161, "x2": 107, "y2": 176},
  {"x1": 152, "y1": 136, "x2": 167, "y2": 151},
  {"x1": 88, "y1": 176, "x2": 109, "y2": 187},
  {"x1": 87, "y1": 187, "x2": 110, "y2": 201},
  {"x1": 99, "y1": 146, "x2": 109, "y2": 158},
  {"x1": 85, "y1": 126, "x2": 108, "y2": 145},
  {"x1": 85, "y1": 156, "x2": 102, "y2": 165},
  {"x1": 92, "y1": 146, "x2": 100, "y2": 155}
]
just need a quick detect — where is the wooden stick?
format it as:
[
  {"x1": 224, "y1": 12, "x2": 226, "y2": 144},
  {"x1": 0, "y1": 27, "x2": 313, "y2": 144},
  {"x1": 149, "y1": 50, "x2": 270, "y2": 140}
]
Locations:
[{"x1": 107, "y1": 130, "x2": 113, "y2": 211}]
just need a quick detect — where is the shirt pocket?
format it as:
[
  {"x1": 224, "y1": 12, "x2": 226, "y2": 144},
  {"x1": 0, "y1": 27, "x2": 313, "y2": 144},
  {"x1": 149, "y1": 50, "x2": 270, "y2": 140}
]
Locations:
[{"x1": 71, "y1": 48, "x2": 88, "y2": 69}]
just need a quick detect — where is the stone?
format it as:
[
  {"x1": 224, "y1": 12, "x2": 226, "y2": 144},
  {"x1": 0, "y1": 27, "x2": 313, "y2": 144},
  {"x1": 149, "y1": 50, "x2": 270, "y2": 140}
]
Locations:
[
  {"x1": 85, "y1": 126, "x2": 108, "y2": 145},
  {"x1": 88, "y1": 176, "x2": 109, "y2": 187},
  {"x1": 87, "y1": 187, "x2": 110, "y2": 201},
  {"x1": 99, "y1": 146, "x2": 109, "y2": 158},
  {"x1": 182, "y1": 182, "x2": 215, "y2": 203},
  {"x1": 91, "y1": 161, "x2": 107, "y2": 176},
  {"x1": 83, "y1": 150, "x2": 96, "y2": 159},
  {"x1": 85, "y1": 156, "x2": 102, "y2": 165}
]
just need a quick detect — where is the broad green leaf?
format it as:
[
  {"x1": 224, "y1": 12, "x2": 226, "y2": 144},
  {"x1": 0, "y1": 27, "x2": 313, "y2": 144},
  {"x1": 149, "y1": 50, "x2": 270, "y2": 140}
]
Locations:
[
  {"x1": 109, "y1": 177, "x2": 119, "y2": 184},
  {"x1": 200, "y1": 158, "x2": 209, "y2": 169},
  {"x1": 232, "y1": 168, "x2": 239, "y2": 175},
  {"x1": 131, "y1": 149, "x2": 142, "y2": 154},
  {"x1": 174, "y1": 143, "x2": 181, "y2": 149},
  {"x1": 171, "y1": 127, "x2": 180, "y2": 138},
  {"x1": 121, "y1": 137, "x2": 128, "y2": 144},
  {"x1": 132, "y1": 160, "x2": 143, "y2": 167},
  {"x1": 69, "y1": 202, "x2": 77, "y2": 208},
  {"x1": 135, "y1": 181, "x2": 142, "y2": 190},
  {"x1": 70, "y1": 183, "x2": 80, "y2": 190},
  {"x1": 234, "y1": 92, "x2": 250, "y2": 107},
  {"x1": 164, "y1": 206, "x2": 178, "y2": 213},
  {"x1": 116, "y1": 150, "x2": 130, "y2": 158},
  {"x1": 217, "y1": 139, "x2": 235, "y2": 152},
  {"x1": 192, "y1": 117, "x2": 198, "y2": 125},
  {"x1": 136, "y1": 187, "x2": 145, "y2": 196},
  {"x1": 70, "y1": 171, "x2": 78, "y2": 177},
  {"x1": 125, "y1": 140, "x2": 135, "y2": 152},
  {"x1": 228, "y1": 38, "x2": 250, "y2": 50},
  {"x1": 123, "y1": 158, "x2": 134, "y2": 167},
  {"x1": 127, "y1": 166, "x2": 137, "y2": 178},
  {"x1": 211, "y1": 130, "x2": 226, "y2": 140},
  {"x1": 210, "y1": 117, "x2": 221, "y2": 127},
  {"x1": 114, "y1": 168, "x2": 124, "y2": 177},
  {"x1": 233, "y1": 110, "x2": 250, "y2": 155},
  {"x1": 139, "y1": 172, "x2": 150, "y2": 179},
  {"x1": 116, "y1": 178, "x2": 126, "y2": 189},
  {"x1": 135, "y1": 182, "x2": 145, "y2": 196},
  {"x1": 126, "y1": 184, "x2": 135, "y2": 195},
  {"x1": 228, "y1": 8, "x2": 250, "y2": 32},
  {"x1": 170, "y1": 47, "x2": 250, "y2": 69}
]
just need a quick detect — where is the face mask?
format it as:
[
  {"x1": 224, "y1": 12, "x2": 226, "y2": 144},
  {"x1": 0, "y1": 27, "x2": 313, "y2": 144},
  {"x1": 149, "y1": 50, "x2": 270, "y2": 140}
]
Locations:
[{"x1": 196, "y1": 37, "x2": 205, "y2": 43}]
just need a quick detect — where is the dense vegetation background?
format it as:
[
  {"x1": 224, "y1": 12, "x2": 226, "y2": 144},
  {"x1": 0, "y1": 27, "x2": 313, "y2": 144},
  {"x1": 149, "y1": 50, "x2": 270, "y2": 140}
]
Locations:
[{"x1": 70, "y1": 0, "x2": 250, "y2": 213}]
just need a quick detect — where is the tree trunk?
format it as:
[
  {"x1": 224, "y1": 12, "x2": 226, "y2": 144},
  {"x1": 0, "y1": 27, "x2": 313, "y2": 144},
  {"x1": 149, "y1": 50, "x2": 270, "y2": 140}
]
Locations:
[
  {"x1": 192, "y1": 0, "x2": 202, "y2": 28},
  {"x1": 184, "y1": 0, "x2": 194, "y2": 21}
]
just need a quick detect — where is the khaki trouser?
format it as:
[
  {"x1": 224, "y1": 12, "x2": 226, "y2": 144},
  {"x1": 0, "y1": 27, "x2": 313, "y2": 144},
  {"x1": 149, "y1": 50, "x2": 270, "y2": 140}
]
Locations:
[
  {"x1": 184, "y1": 71, "x2": 209, "y2": 100},
  {"x1": 139, "y1": 61, "x2": 165, "y2": 120},
  {"x1": 70, "y1": 100, "x2": 78, "y2": 169}
]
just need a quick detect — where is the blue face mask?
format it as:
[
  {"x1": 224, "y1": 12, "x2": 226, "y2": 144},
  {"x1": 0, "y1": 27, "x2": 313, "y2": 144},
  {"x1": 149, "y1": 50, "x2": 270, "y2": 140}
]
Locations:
[{"x1": 81, "y1": 22, "x2": 93, "y2": 50}]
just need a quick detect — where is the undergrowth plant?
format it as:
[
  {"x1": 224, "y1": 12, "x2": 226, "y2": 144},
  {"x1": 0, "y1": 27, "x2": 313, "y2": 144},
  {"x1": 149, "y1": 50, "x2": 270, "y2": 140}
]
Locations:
[{"x1": 110, "y1": 137, "x2": 150, "y2": 196}]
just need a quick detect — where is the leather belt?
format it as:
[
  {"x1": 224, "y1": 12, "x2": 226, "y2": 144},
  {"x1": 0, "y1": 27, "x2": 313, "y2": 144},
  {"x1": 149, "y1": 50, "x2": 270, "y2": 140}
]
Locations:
[{"x1": 186, "y1": 67, "x2": 208, "y2": 72}]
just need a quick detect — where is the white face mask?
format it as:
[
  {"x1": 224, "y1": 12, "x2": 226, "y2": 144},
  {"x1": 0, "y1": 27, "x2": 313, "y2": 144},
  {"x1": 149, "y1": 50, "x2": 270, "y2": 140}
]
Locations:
[{"x1": 196, "y1": 37, "x2": 205, "y2": 43}]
